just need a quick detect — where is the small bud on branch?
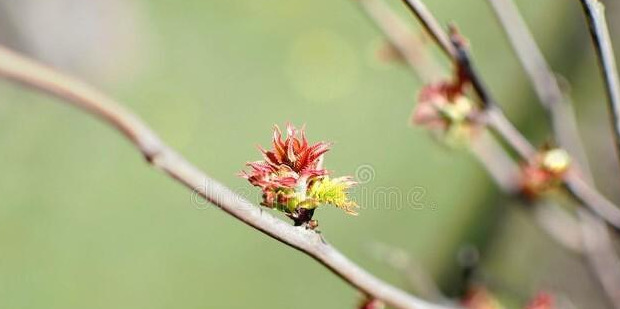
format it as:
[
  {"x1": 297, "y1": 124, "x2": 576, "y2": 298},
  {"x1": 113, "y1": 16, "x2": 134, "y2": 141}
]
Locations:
[
  {"x1": 412, "y1": 62, "x2": 483, "y2": 145},
  {"x1": 520, "y1": 148, "x2": 571, "y2": 199},
  {"x1": 359, "y1": 297, "x2": 385, "y2": 309},
  {"x1": 241, "y1": 124, "x2": 358, "y2": 226}
]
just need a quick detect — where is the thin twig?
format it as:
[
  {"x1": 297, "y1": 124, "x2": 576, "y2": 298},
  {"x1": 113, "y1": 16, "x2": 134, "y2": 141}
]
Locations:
[
  {"x1": 564, "y1": 173, "x2": 620, "y2": 228},
  {"x1": 533, "y1": 201, "x2": 584, "y2": 254},
  {"x1": 470, "y1": 132, "x2": 520, "y2": 193},
  {"x1": 0, "y1": 46, "x2": 453, "y2": 309},
  {"x1": 453, "y1": 41, "x2": 537, "y2": 158},
  {"x1": 469, "y1": 135, "x2": 591, "y2": 256},
  {"x1": 487, "y1": 0, "x2": 594, "y2": 183},
  {"x1": 399, "y1": 0, "x2": 538, "y2": 159},
  {"x1": 450, "y1": 33, "x2": 539, "y2": 160},
  {"x1": 578, "y1": 0, "x2": 620, "y2": 168},
  {"x1": 358, "y1": 0, "x2": 441, "y2": 83},
  {"x1": 400, "y1": 0, "x2": 455, "y2": 58}
]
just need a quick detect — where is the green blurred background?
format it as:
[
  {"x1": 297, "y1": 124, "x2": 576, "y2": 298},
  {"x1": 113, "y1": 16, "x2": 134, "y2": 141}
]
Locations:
[{"x1": 0, "y1": 0, "x2": 619, "y2": 308}]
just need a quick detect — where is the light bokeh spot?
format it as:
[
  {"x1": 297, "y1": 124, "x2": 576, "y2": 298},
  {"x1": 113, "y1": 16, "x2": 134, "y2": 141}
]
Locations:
[{"x1": 286, "y1": 30, "x2": 360, "y2": 103}]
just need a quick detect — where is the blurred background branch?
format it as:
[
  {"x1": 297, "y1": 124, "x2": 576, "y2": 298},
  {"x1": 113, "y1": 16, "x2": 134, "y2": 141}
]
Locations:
[
  {"x1": 487, "y1": 0, "x2": 594, "y2": 182},
  {"x1": 577, "y1": 0, "x2": 620, "y2": 170}
]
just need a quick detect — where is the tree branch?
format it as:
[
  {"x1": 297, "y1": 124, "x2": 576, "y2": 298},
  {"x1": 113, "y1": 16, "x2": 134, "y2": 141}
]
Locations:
[
  {"x1": 469, "y1": 132, "x2": 521, "y2": 193},
  {"x1": 578, "y1": 0, "x2": 620, "y2": 169},
  {"x1": 578, "y1": 209, "x2": 620, "y2": 308},
  {"x1": 0, "y1": 45, "x2": 452, "y2": 309},
  {"x1": 397, "y1": 0, "x2": 538, "y2": 160},
  {"x1": 486, "y1": 0, "x2": 594, "y2": 183},
  {"x1": 369, "y1": 242, "x2": 447, "y2": 302},
  {"x1": 533, "y1": 201, "x2": 584, "y2": 254},
  {"x1": 399, "y1": 0, "x2": 455, "y2": 59}
]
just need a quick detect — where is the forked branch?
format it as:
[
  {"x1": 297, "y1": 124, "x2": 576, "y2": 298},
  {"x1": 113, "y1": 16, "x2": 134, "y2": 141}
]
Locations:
[
  {"x1": 487, "y1": 0, "x2": 594, "y2": 182},
  {"x1": 486, "y1": 0, "x2": 620, "y2": 305},
  {"x1": 397, "y1": 0, "x2": 620, "y2": 231}
]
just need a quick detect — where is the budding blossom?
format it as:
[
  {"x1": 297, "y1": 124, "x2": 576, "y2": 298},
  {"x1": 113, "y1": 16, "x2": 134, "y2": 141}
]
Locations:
[
  {"x1": 240, "y1": 124, "x2": 357, "y2": 226},
  {"x1": 411, "y1": 61, "x2": 482, "y2": 145},
  {"x1": 520, "y1": 148, "x2": 571, "y2": 199},
  {"x1": 358, "y1": 297, "x2": 384, "y2": 309},
  {"x1": 525, "y1": 293, "x2": 554, "y2": 309}
]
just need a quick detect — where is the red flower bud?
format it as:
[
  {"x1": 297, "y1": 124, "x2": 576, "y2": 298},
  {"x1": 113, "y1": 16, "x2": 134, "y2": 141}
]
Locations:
[{"x1": 241, "y1": 124, "x2": 357, "y2": 225}]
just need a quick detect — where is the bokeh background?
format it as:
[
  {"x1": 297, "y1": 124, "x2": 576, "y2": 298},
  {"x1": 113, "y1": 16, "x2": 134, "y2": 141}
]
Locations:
[{"x1": 1, "y1": 0, "x2": 619, "y2": 308}]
